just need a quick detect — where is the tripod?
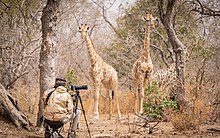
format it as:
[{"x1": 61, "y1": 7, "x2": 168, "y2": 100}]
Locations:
[{"x1": 69, "y1": 89, "x2": 91, "y2": 138}]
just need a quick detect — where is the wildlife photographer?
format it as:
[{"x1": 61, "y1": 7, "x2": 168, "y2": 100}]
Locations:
[{"x1": 42, "y1": 77, "x2": 81, "y2": 138}]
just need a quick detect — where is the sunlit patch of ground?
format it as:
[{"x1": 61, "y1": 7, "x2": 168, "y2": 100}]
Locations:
[{"x1": 0, "y1": 115, "x2": 219, "y2": 138}]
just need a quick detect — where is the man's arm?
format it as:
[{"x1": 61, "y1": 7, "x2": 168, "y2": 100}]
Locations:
[{"x1": 67, "y1": 94, "x2": 74, "y2": 114}]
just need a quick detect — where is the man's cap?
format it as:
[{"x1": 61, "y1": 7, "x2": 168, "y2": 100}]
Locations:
[
  {"x1": 54, "y1": 77, "x2": 67, "y2": 88},
  {"x1": 55, "y1": 77, "x2": 66, "y2": 82}
]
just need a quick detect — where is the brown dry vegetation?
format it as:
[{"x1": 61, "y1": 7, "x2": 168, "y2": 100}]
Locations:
[
  {"x1": 82, "y1": 90, "x2": 135, "y2": 116},
  {"x1": 172, "y1": 98, "x2": 213, "y2": 131},
  {"x1": 0, "y1": 113, "x2": 220, "y2": 138},
  {"x1": 1, "y1": 83, "x2": 218, "y2": 138},
  {"x1": 0, "y1": 0, "x2": 219, "y2": 137}
]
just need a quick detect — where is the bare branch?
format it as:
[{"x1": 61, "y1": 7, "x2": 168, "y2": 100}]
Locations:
[
  {"x1": 192, "y1": 9, "x2": 220, "y2": 16},
  {"x1": 195, "y1": 0, "x2": 204, "y2": 13},
  {"x1": 158, "y1": 0, "x2": 164, "y2": 22},
  {"x1": 0, "y1": 0, "x2": 10, "y2": 9},
  {"x1": 91, "y1": 0, "x2": 118, "y2": 34},
  {"x1": 189, "y1": 0, "x2": 220, "y2": 17},
  {"x1": 150, "y1": 44, "x2": 169, "y2": 67},
  {"x1": 101, "y1": 6, "x2": 118, "y2": 34},
  {"x1": 165, "y1": 0, "x2": 176, "y2": 22},
  {"x1": 153, "y1": 29, "x2": 174, "y2": 62}
]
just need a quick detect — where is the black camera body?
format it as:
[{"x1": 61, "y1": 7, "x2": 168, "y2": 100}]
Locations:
[{"x1": 70, "y1": 85, "x2": 88, "y2": 91}]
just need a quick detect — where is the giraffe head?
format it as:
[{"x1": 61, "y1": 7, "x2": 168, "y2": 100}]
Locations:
[
  {"x1": 78, "y1": 24, "x2": 90, "y2": 39},
  {"x1": 142, "y1": 14, "x2": 158, "y2": 28}
]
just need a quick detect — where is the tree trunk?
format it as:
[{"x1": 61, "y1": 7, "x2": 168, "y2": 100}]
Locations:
[
  {"x1": 37, "y1": 0, "x2": 60, "y2": 127},
  {"x1": 0, "y1": 84, "x2": 31, "y2": 130},
  {"x1": 158, "y1": 0, "x2": 186, "y2": 106}
]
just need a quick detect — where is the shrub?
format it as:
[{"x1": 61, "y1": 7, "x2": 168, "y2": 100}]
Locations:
[
  {"x1": 143, "y1": 82, "x2": 178, "y2": 120},
  {"x1": 171, "y1": 91, "x2": 214, "y2": 131}
]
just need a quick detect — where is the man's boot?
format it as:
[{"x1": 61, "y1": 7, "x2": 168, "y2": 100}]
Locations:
[
  {"x1": 68, "y1": 130, "x2": 79, "y2": 138},
  {"x1": 44, "y1": 124, "x2": 51, "y2": 138}
]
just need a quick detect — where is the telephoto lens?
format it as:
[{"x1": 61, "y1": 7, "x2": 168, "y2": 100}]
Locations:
[{"x1": 71, "y1": 85, "x2": 88, "y2": 91}]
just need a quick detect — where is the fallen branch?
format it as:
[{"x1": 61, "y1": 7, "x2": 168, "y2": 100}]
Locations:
[
  {"x1": 207, "y1": 128, "x2": 220, "y2": 133},
  {"x1": 134, "y1": 113, "x2": 160, "y2": 134}
]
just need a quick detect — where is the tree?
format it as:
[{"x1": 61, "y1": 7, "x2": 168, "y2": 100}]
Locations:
[
  {"x1": 158, "y1": 0, "x2": 186, "y2": 106},
  {"x1": 104, "y1": 0, "x2": 175, "y2": 89},
  {"x1": 0, "y1": 0, "x2": 41, "y2": 130},
  {"x1": 37, "y1": 0, "x2": 60, "y2": 127},
  {"x1": 0, "y1": 83, "x2": 31, "y2": 130},
  {"x1": 0, "y1": 0, "x2": 41, "y2": 89},
  {"x1": 190, "y1": 0, "x2": 220, "y2": 16}
]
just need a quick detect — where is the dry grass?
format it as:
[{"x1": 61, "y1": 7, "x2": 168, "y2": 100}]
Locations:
[
  {"x1": 10, "y1": 81, "x2": 136, "y2": 123},
  {"x1": 171, "y1": 86, "x2": 214, "y2": 131},
  {"x1": 10, "y1": 81, "x2": 39, "y2": 125},
  {"x1": 11, "y1": 79, "x2": 217, "y2": 130},
  {"x1": 81, "y1": 89, "x2": 135, "y2": 117}
]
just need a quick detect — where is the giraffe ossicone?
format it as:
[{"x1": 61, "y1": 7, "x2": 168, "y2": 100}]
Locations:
[{"x1": 78, "y1": 24, "x2": 121, "y2": 121}]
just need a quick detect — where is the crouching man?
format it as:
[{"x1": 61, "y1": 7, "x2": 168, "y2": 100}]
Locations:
[{"x1": 42, "y1": 78, "x2": 81, "y2": 138}]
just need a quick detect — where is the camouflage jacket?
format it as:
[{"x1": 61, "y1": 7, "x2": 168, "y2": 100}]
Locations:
[{"x1": 42, "y1": 86, "x2": 74, "y2": 121}]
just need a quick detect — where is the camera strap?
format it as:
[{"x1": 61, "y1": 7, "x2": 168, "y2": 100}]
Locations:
[{"x1": 46, "y1": 89, "x2": 55, "y2": 106}]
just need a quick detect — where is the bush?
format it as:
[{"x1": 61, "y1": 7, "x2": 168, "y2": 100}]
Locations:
[
  {"x1": 143, "y1": 82, "x2": 178, "y2": 120},
  {"x1": 171, "y1": 91, "x2": 214, "y2": 131}
]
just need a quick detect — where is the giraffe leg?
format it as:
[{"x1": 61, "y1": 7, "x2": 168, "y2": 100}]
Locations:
[
  {"x1": 113, "y1": 86, "x2": 121, "y2": 120},
  {"x1": 133, "y1": 78, "x2": 139, "y2": 114},
  {"x1": 108, "y1": 89, "x2": 113, "y2": 120},
  {"x1": 115, "y1": 94, "x2": 121, "y2": 120},
  {"x1": 93, "y1": 81, "x2": 101, "y2": 121},
  {"x1": 139, "y1": 72, "x2": 153, "y2": 114},
  {"x1": 139, "y1": 80, "x2": 144, "y2": 114}
]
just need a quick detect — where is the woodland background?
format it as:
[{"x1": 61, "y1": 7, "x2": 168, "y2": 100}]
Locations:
[{"x1": 0, "y1": 0, "x2": 219, "y2": 132}]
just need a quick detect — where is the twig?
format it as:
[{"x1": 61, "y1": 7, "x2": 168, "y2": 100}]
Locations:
[
  {"x1": 134, "y1": 113, "x2": 160, "y2": 134},
  {"x1": 135, "y1": 113, "x2": 149, "y2": 122}
]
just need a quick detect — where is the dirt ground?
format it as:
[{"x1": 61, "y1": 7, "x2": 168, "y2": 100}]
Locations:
[{"x1": 0, "y1": 115, "x2": 219, "y2": 138}]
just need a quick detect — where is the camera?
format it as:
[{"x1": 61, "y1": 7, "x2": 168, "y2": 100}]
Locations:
[{"x1": 70, "y1": 85, "x2": 88, "y2": 91}]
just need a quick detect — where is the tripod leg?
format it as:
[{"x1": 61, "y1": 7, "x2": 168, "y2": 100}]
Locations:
[{"x1": 78, "y1": 95, "x2": 92, "y2": 138}]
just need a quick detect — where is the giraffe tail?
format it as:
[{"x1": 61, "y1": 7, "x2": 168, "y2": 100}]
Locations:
[{"x1": 112, "y1": 90, "x2": 114, "y2": 100}]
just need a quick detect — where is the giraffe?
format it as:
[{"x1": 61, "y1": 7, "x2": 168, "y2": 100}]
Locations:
[
  {"x1": 78, "y1": 24, "x2": 121, "y2": 121},
  {"x1": 132, "y1": 14, "x2": 157, "y2": 114},
  {"x1": 152, "y1": 63, "x2": 177, "y2": 99},
  {"x1": 153, "y1": 63, "x2": 176, "y2": 86}
]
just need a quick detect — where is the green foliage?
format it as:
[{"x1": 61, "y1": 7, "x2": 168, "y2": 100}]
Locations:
[
  {"x1": 65, "y1": 68, "x2": 78, "y2": 93},
  {"x1": 65, "y1": 68, "x2": 78, "y2": 85},
  {"x1": 143, "y1": 82, "x2": 178, "y2": 120},
  {"x1": 105, "y1": 0, "x2": 162, "y2": 88},
  {"x1": 145, "y1": 82, "x2": 158, "y2": 96},
  {"x1": 116, "y1": 0, "x2": 158, "y2": 41},
  {"x1": 104, "y1": 0, "x2": 218, "y2": 92},
  {"x1": 192, "y1": 43, "x2": 215, "y2": 60}
]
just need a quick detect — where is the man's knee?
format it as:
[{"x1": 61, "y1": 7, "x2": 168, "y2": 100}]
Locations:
[
  {"x1": 62, "y1": 114, "x2": 73, "y2": 124},
  {"x1": 76, "y1": 109, "x2": 81, "y2": 116}
]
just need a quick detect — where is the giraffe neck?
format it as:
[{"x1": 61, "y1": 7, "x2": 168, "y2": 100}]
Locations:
[
  {"x1": 85, "y1": 33, "x2": 100, "y2": 64},
  {"x1": 142, "y1": 24, "x2": 151, "y2": 58}
]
